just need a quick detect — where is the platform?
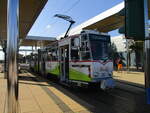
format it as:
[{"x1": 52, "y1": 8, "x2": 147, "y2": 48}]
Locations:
[
  {"x1": 113, "y1": 71, "x2": 145, "y2": 87},
  {"x1": 0, "y1": 72, "x2": 93, "y2": 113},
  {"x1": 1, "y1": 71, "x2": 150, "y2": 113}
]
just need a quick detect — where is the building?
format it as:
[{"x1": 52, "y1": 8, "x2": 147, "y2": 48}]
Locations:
[{"x1": 111, "y1": 35, "x2": 137, "y2": 68}]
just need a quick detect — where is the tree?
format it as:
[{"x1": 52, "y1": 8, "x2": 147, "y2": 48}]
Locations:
[{"x1": 110, "y1": 43, "x2": 119, "y2": 70}]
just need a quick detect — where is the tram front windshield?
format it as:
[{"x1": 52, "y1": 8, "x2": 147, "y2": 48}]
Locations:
[{"x1": 89, "y1": 34, "x2": 110, "y2": 60}]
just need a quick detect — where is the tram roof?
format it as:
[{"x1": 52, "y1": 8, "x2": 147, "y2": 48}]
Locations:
[
  {"x1": 58, "y1": 1, "x2": 150, "y2": 39},
  {"x1": 0, "y1": 0, "x2": 48, "y2": 40}
]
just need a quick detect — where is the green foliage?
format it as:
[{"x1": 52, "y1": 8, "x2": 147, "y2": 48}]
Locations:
[
  {"x1": 129, "y1": 41, "x2": 144, "y2": 52},
  {"x1": 110, "y1": 42, "x2": 119, "y2": 59}
]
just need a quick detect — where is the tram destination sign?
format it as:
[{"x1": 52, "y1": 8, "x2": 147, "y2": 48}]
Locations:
[{"x1": 89, "y1": 34, "x2": 110, "y2": 42}]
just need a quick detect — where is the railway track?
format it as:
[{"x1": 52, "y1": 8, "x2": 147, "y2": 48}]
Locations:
[{"x1": 20, "y1": 71, "x2": 150, "y2": 113}]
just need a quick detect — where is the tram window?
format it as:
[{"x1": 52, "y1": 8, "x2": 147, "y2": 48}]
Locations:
[
  {"x1": 81, "y1": 52, "x2": 90, "y2": 60},
  {"x1": 71, "y1": 39, "x2": 75, "y2": 46},
  {"x1": 80, "y1": 39, "x2": 90, "y2": 60},
  {"x1": 47, "y1": 52, "x2": 52, "y2": 61},
  {"x1": 53, "y1": 50, "x2": 58, "y2": 61},
  {"x1": 47, "y1": 49, "x2": 58, "y2": 61},
  {"x1": 81, "y1": 34, "x2": 87, "y2": 41},
  {"x1": 71, "y1": 37, "x2": 80, "y2": 60},
  {"x1": 71, "y1": 38, "x2": 79, "y2": 47},
  {"x1": 74, "y1": 38, "x2": 80, "y2": 47},
  {"x1": 71, "y1": 49, "x2": 79, "y2": 60}
]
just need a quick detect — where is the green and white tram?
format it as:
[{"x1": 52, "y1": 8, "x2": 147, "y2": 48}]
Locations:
[{"x1": 30, "y1": 30, "x2": 115, "y2": 89}]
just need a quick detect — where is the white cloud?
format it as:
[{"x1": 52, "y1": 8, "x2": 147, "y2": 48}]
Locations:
[{"x1": 46, "y1": 24, "x2": 51, "y2": 29}]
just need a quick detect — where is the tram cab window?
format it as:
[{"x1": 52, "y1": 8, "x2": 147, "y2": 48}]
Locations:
[
  {"x1": 71, "y1": 38, "x2": 80, "y2": 60},
  {"x1": 89, "y1": 34, "x2": 110, "y2": 60},
  {"x1": 80, "y1": 34, "x2": 91, "y2": 60}
]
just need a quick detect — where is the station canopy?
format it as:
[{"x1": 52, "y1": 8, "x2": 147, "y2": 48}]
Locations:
[
  {"x1": 58, "y1": 1, "x2": 150, "y2": 39},
  {"x1": 20, "y1": 36, "x2": 56, "y2": 46},
  {"x1": 1, "y1": 1, "x2": 150, "y2": 42},
  {"x1": 83, "y1": 1, "x2": 150, "y2": 33},
  {"x1": 0, "y1": 0, "x2": 48, "y2": 40}
]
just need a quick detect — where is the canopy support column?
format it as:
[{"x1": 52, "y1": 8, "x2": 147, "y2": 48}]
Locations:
[
  {"x1": 144, "y1": 0, "x2": 150, "y2": 104},
  {"x1": 6, "y1": 0, "x2": 19, "y2": 112}
]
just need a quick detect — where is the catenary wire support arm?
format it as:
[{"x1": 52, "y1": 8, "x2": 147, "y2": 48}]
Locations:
[
  {"x1": 64, "y1": 21, "x2": 75, "y2": 38},
  {"x1": 54, "y1": 14, "x2": 75, "y2": 38}
]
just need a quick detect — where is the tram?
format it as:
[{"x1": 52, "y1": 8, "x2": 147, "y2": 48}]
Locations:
[{"x1": 30, "y1": 30, "x2": 115, "y2": 90}]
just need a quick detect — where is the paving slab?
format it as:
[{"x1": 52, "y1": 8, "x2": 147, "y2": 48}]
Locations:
[
  {"x1": 26, "y1": 72, "x2": 94, "y2": 113},
  {"x1": 113, "y1": 71, "x2": 145, "y2": 86},
  {"x1": 0, "y1": 73, "x2": 7, "y2": 113},
  {"x1": 0, "y1": 71, "x2": 93, "y2": 113}
]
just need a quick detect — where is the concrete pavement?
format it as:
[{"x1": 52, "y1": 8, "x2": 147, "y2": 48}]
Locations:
[
  {"x1": 0, "y1": 72, "x2": 93, "y2": 113},
  {"x1": 113, "y1": 71, "x2": 145, "y2": 86},
  {"x1": 0, "y1": 70, "x2": 147, "y2": 113}
]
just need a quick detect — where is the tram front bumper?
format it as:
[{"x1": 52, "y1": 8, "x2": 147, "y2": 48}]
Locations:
[{"x1": 100, "y1": 78, "x2": 115, "y2": 90}]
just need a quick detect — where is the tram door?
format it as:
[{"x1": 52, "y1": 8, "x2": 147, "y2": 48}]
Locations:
[
  {"x1": 41, "y1": 55, "x2": 46, "y2": 76},
  {"x1": 60, "y1": 46, "x2": 69, "y2": 82}
]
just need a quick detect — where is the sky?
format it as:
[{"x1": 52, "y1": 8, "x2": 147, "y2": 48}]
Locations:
[
  {"x1": 0, "y1": 0, "x2": 123, "y2": 60},
  {"x1": 28, "y1": 0, "x2": 123, "y2": 37}
]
